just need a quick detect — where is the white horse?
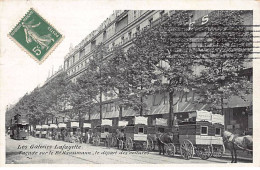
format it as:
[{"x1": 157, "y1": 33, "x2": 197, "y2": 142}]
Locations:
[{"x1": 223, "y1": 131, "x2": 253, "y2": 163}]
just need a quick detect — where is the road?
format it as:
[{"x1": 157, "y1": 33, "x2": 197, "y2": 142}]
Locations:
[{"x1": 5, "y1": 135, "x2": 250, "y2": 164}]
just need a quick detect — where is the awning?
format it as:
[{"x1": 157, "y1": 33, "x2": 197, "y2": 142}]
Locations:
[
  {"x1": 225, "y1": 94, "x2": 252, "y2": 108},
  {"x1": 89, "y1": 91, "x2": 252, "y2": 119}
]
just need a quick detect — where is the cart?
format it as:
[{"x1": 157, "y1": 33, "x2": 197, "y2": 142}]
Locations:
[
  {"x1": 65, "y1": 121, "x2": 81, "y2": 143},
  {"x1": 165, "y1": 110, "x2": 225, "y2": 160},
  {"x1": 35, "y1": 125, "x2": 41, "y2": 138},
  {"x1": 82, "y1": 123, "x2": 91, "y2": 143},
  {"x1": 41, "y1": 125, "x2": 48, "y2": 138},
  {"x1": 49, "y1": 123, "x2": 58, "y2": 140},
  {"x1": 57, "y1": 123, "x2": 67, "y2": 141},
  {"x1": 147, "y1": 118, "x2": 170, "y2": 151},
  {"x1": 92, "y1": 119, "x2": 113, "y2": 147},
  {"x1": 124, "y1": 116, "x2": 148, "y2": 151}
]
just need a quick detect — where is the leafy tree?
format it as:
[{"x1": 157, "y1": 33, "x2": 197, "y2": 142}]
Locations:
[
  {"x1": 194, "y1": 11, "x2": 253, "y2": 114},
  {"x1": 64, "y1": 81, "x2": 94, "y2": 123},
  {"x1": 132, "y1": 11, "x2": 197, "y2": 127},
  {"x1": 76, "y1": 43, "x2": 110, "y2": 121}
]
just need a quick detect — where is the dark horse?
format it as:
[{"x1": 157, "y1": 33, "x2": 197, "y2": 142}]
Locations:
[
  {"x1": 115, "y1": 129, "x2": 126, "y2": 149},
  {"x1": 157, "y1": 132, "x2": 174, "y2": 155},
  {"x1": 223, "y1": 131, "x2": 253, "y2": 163}
]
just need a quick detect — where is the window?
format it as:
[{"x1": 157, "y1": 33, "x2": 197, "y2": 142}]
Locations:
[
  {"x1": 115, "y1": 15, "x2": 128, "y2": 33},
  {"x1": 67, "y1": 61, "x2": 69, "y2": 69},
  {"x1": 201, "y1": 126, "x2": 208, "y2": 135},
  {"x1": 160, "y1": 10, "x2": 165, "y2": 17},
  {"x1": 136, "y1": 25, "x2": 140, "y2": 32},
  {"x1": 91, "y1": 40, "x2": 96, "y2": 50},
  {"x1": 138, "y1": 127, "x2": 144, "y2": 134},
  {"x1": 105, "y1": 128, "x2": 109, "y2": 132},
  {"x1": 128, "y1": 31, "x2": 132, "y2": 39},
  {"x1": 103, "y1": 31, "x2": 107, "y2": 41},
  {"x1": 134, "y1": 11, "x2": 136, "y2": 18},
  {"x1": 149, "y1": 18, "x2": 153, "y2": 26},
  {"x1": 121, "y1": 36, "x2": 124, "y2": 43},
  {"x1": 215, "y1": 128, "x2": 221, "y2": 136},
  {"x1": 79, "y1": 49, "x2": 85, "y2": 58}
]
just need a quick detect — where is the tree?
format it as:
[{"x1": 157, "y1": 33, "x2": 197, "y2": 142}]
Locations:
[
  {"x1": 194, "y1": 11, "x2": 253, "y2": 114},
  {"x1": 132, "y1": 11, "x2": 198, "y2": 127},
  {"x1": 76, "y1": 43, "x2": 110, "y2": 122}
]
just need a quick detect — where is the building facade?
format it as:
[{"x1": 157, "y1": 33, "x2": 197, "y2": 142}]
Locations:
[{"x1": 63, "y1": 10, "x2": 253, "y2": 134}]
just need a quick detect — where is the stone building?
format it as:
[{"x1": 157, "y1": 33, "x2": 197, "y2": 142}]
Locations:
[{"x1": 63, "y1": 10, "x2": 253, "y2": 133}]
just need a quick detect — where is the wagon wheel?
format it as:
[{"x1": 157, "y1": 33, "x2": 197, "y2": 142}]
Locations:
[
  {"x1": 212, "y1": 144, "x2": 225, "y2": 158},
  {"x1": 166, "y1": 143, "x2": 176, "y2": 157},
  {"x1": 146, "y1": 137, "x2": 154, "y2": 151},
  {"x1": 180, "y1": 139, "x2": 194, "y2": 160},
  {"x1": 125, "y1": 137, "x2": 133, "y2": 151},
  {"x1": 195, "y1": 145, "x2": 212, "y2": 160},
  {"x1": 119, "y1": 140, "x2": 124, "y2": 150}
]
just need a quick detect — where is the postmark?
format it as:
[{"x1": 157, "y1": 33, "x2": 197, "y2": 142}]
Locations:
[{"x1": 8, "y1": 8, "x2": 63, "y2": 64}]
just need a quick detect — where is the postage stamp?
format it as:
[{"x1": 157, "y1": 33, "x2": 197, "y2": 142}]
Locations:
[{"x1": 8, "y1": 8, "x2": 63, "y2": 64}]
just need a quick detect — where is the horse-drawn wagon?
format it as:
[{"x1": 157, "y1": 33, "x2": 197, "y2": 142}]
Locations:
[
  {"x1": 124, "y1": 116, "x2": 148, "y2": 151},
  {"x1": 117, "y1": 120, "x2": 128, "y2": 149},
  {"x1": 48, "y1": 123, "x2": 58, "y2": 140},
  {"x1": 35, "y1": 125, "x2": 41, "y2": 138},
  {"x1": 158, "y1": 110, "x2": 225, "y2": 160},
  {"x1": 41, "y1": 124, "x2": 48, "y2": 138},
  {"x1": 92, "y1": 119, "x2": 113, "y2": 146},
  {"x1": 65, "y1": 121, "x2": 81, "y2": 143},
  {"x1": 57, "y1": 122, "x2": 67, "y2": 141},
  {"x1": 147, "y1": 118, "x2": 170, "y2": 151},
  {"x1": 82, "y1": 123, "x2": 91, "y2": 143}
]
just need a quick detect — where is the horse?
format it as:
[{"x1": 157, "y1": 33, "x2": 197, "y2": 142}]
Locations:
[
  {"x1": 105, "y1": 133, "x2": 114, "y2": 148},
  {"x1": 223, "y1": 131, "x2": 253, "y2": 163},
  {"x1": 157, "y1": 132, "x2": 174, "y2": 155},
  {"x1": 115, "y1": 129, "x2": 126, "y2": 149}
]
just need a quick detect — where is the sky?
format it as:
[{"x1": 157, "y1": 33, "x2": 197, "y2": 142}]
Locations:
[{"x1": 0, "y1": 0, "x2": 115, "y2": 110}]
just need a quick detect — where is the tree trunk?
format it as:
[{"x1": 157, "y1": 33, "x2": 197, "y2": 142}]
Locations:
[
  {"x1": 119, "y1": 106, "x2": 122, "y2": 121},
  {"x1": 221, "y1": 97, "x2": 224, "y2": 115},
  {"x1": 99, "y1": 90, "x2": 102, "y2": 122},
  {"x1": 118, "y1": 89, "x2": 122, "y2": 120},
  {"x1": 140, "y1": 77, "x2": 143, "y2": 116},
  {"x1": 140, "y1": 96, "x2": 143, "y2": 116},
  {"x1": 88, "y1": 108, "x2": 91, "y2": 121},
  {"x1": 168, "y1": 91, "x2": 174, "y2": 128}
]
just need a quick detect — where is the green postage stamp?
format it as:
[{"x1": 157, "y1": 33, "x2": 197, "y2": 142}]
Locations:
[{"x1": 8, "y1": 8, "x2": 63, "y2": 64}]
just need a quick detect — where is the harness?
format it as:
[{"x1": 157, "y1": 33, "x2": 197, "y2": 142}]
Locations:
[
  {"x1": 224, "y1": 134, "x2": 253, "y2": 152},
  {"x1": 158, "y1": 133, "x2": 168, "y2": 146}
]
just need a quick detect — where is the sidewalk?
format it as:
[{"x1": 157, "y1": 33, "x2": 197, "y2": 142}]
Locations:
[{"x1": 220, "y1": 150, "x2": 253, "y2": 162}]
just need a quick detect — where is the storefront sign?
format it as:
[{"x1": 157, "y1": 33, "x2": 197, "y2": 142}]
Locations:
[{"x1": 189, "y1": 14, "x2": 209, "y2": 30}]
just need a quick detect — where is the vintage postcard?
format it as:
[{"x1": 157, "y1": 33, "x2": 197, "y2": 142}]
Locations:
[{"x1": 0, "y1": 0, "x2": 260, "y2": 166}]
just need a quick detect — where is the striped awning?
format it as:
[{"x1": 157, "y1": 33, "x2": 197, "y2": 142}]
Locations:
[{"x1": 89, "y1": 91, "x2": 252, "y2": 119}]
